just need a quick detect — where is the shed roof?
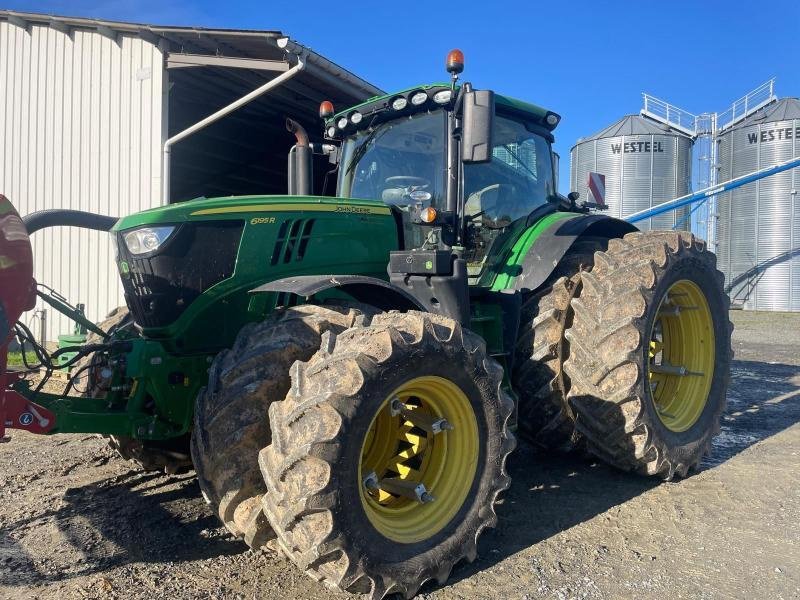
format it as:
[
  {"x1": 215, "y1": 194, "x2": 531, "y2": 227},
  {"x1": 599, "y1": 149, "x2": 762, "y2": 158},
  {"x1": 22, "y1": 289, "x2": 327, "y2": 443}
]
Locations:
[{"x1": 0, "y1": 10, "x2": 384, "y2": 105}]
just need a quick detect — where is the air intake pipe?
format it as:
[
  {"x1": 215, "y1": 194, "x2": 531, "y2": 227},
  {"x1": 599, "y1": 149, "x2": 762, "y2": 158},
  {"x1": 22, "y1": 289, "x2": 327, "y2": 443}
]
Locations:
[
  {"x1": 23, "y1": 209, "x2": 118, "y2": 234},
  {"x1": 287, "y1": 118, "x2": 313, "y2": 196}
]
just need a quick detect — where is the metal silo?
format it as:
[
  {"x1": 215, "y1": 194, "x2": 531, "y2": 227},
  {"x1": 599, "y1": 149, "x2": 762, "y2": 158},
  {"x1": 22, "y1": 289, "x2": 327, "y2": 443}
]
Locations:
[
  {"x1": 570, "y1": 115, "x2": 693, "y2": 230},
  {"x1": 715, "y1": 98, "x2": 800, "y2": 311}
]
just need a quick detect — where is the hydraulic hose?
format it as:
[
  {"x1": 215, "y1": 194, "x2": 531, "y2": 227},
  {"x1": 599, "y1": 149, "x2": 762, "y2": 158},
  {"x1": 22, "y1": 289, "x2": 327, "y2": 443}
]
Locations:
[{"x1": 23, "y1": 209, "x2": 119, "y2": 235}]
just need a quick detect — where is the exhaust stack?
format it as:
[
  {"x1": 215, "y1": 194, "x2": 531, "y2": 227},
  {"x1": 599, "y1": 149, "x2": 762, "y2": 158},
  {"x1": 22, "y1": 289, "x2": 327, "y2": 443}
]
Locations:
[{"x1": 287, "y1": 118, "x2": 313, "y2": 196}]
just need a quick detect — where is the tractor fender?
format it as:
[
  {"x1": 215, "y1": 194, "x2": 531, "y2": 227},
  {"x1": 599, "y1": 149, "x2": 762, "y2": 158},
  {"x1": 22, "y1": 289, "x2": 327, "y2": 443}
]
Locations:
[
  {"x1": 511, "y1": 214, "x2": 637, "y2": 293},
  {"x1": 250, "y1": 275, "x2": 425, "y2": 312}
]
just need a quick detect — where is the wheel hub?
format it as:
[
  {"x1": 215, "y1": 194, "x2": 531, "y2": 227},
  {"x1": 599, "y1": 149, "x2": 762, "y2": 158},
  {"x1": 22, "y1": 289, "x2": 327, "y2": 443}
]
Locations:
[
  {"x1": 358, "y1": 375, "x2": 479, "y2": 543},
  {"x1": 648, "y1": 279, "x2": 716, "y2": 432}
]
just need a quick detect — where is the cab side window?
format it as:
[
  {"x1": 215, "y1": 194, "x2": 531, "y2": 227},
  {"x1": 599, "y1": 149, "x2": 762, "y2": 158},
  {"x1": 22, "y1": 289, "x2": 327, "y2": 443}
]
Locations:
[{"x1": 463, "y1": 116, "x2": 555, "y2": 275}]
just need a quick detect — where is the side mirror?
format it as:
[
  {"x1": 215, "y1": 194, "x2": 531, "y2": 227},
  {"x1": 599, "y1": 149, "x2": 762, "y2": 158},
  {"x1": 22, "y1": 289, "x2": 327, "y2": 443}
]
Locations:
[
  {"x1": 552, "y1": 151, "x2": 560, "y2": 189},
  {"x1": 462, "y1": 89, "x2": 494, "y2": 164}
]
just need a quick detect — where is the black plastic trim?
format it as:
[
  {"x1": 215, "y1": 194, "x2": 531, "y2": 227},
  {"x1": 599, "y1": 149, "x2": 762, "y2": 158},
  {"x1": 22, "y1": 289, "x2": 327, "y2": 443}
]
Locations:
[
  {"x1": 512, "y1": 214, "x2": 638, "y2": 293},
  {"x1": 251, "y1": 275, "x2": 425, "y2": 312}
]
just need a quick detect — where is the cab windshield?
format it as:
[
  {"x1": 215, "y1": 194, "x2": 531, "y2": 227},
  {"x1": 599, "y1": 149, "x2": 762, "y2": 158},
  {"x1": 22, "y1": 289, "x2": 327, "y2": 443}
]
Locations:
[{"x1": 338, "y1": 111, "x2": 446, "y2": 210}]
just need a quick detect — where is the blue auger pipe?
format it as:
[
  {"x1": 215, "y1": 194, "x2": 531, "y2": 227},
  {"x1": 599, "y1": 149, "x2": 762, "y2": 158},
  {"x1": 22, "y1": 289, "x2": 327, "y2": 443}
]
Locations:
[{"x1": 626, "y1": 155, "x2": 800, "y2": 224}]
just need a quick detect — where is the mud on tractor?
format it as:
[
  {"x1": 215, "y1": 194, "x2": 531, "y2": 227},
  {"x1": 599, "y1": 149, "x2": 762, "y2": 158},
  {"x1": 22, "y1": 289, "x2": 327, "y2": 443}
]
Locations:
[{"x1": 0, "y1": 50, "x2": 731, "y2": 598}]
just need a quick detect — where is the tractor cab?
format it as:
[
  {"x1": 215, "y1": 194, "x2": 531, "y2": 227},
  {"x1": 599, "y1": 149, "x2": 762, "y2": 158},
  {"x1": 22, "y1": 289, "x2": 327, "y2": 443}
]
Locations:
[
  {"x1": 334, "y1": 91, "x2": 557, "y2": 275},
  {"x1": 315, "y1": 51, "x2": 567, "y2": 323}
]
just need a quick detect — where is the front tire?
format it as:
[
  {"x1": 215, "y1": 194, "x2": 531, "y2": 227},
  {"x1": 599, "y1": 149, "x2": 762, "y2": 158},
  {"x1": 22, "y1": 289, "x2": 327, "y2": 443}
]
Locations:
[
  {"x1": 259, "y1": 311, "x2": 515, "y2": 598},
  {"x1": 564, "y1": 231, "x2": 732, "y2": 479},
  {"x1": 190, "y1": 304, "x2": 374, "y2": 546}
]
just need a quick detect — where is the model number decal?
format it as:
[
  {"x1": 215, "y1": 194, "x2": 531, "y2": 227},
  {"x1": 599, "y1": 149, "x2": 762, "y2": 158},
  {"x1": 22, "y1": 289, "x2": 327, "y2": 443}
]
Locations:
[{"x1": 251, "y1": 217, "x2": 277, "y2": 225}]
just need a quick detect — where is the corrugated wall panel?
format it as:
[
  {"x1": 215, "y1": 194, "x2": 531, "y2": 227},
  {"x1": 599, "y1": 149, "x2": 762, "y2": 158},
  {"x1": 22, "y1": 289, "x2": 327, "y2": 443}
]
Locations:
[
  {"x1": 0, "y1": 22, "x2": 164, "y2": 341},
  {"x1": 716, "y1": 115, "x2": 800, "y2": 311}
]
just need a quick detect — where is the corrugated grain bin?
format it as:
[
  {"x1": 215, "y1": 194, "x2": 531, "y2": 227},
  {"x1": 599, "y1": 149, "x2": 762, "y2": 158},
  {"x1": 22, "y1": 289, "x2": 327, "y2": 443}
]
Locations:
[
  {"x1": 570, "y1": 115, "x2": 692, "y2": 230},
  {"x1": 716, "y1": 98, "x2": 800, "y2": 311}
]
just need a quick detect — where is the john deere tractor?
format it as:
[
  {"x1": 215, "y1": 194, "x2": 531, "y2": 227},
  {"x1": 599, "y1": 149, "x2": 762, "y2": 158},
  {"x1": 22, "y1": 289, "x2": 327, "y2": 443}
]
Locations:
[{"x1": 1, "y1": 50, "x2": 731, "y2": 598}]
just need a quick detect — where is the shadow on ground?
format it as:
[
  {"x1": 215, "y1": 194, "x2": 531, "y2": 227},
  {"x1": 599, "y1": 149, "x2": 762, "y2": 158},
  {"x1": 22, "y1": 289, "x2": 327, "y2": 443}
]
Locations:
[
  {"x1": 2, "y1": 470, "x2": 241, "y2": 587},
  {"x1": 3, "y1": 359, "x2": 798, "y2": 594},
  {"x1": 442, "y1": 357, "x2": 800, "y2": 589}
]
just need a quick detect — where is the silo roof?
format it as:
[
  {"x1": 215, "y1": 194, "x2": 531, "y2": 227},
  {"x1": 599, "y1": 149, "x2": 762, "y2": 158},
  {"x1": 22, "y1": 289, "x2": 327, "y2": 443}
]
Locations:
[
  {"x1": 576, "y1": 114, "x2": 689, "y2": 144},
  {"x1": 730, "y1": 97, "x2": 800, "y2": 128}
]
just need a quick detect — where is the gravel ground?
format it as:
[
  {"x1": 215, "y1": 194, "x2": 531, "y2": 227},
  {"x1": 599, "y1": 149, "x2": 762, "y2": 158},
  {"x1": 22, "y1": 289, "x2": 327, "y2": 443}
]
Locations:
[{"x1": 1, "y1": 310, "x2": 798, "y2": 600}]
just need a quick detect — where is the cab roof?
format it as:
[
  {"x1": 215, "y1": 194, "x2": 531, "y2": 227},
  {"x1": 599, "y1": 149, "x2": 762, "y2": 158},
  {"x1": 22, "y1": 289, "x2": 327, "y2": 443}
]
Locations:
[{"x1": 328, "y1": 83, "x2": 560, "y2": 134}]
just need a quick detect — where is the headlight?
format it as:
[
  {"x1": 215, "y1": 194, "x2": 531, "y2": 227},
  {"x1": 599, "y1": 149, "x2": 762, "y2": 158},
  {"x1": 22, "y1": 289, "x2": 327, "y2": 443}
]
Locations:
[
  {"x1": 391, "y1": 97, "x2": 408, "y2": 111},
  {"x1": 350, "y1": 111, "x2": 363, "y2": 124},
  {"x1": 433, "y1": 90, "x2": 453, "y2": 104},
  {"x1": 337, "y1": 117, "x2": 348, "y2": 129},
  {"x1": 123, "y1": 226, "x2": 176, "y2": 255},
  {"x1": 410, "y1": 91, "x2": 428, "y2": 106}
]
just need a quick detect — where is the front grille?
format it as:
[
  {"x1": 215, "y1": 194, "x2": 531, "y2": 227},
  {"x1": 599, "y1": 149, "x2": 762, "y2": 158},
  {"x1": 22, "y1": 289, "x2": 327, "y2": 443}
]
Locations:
[{"x1": 118, "y1": 220, "x2": 244, "y2": 328}]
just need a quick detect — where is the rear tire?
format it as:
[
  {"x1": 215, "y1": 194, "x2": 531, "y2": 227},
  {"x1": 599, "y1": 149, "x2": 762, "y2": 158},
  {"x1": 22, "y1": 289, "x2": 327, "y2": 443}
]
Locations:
[
  {"x1": 564, "y1": 231, "x2": 733, "y2": 479},
  {"x1": 73, "y1": 306, "x2": 192, "y2": 474},
  {"x1": 190, "y1": 303, "x2": 375, "y2": 547},
  {"x1": 260, "y1": 311, "x2": 515, "y2": 599},
  {"x1": 513, "y1": 238, "x2": 606, "y2": 451}
]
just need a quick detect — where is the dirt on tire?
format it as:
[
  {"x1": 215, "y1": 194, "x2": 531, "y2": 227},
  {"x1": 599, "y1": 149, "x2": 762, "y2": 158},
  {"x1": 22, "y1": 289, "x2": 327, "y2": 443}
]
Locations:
[
  {"x1": 191, "y1": 303, "x2": 376, "y2": 548},
  {"x1": 564, "y1": 231, "x2": 733, "y2": 478},
  {"x1": 259, "y1": 310, "x2": 516, "y2": 599},
  {"x1": 513, "y1": 238, "x2": 606, "y2": 451}
]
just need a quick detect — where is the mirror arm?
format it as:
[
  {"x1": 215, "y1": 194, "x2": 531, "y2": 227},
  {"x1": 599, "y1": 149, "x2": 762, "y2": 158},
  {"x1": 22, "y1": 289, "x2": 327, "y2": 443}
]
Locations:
[{"x1": 453, "y1": 84, "x2": 467, "y2": 115}]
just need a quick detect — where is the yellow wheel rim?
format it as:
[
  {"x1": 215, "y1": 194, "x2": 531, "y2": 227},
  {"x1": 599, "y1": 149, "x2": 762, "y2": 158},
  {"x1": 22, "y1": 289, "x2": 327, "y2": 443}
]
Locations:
[
  {"x1": 648, "y1": 279, "x2": 716, "y2": 432},
  {"x1": 358, "y1": 376, "x2": 479, "y2": 544}
]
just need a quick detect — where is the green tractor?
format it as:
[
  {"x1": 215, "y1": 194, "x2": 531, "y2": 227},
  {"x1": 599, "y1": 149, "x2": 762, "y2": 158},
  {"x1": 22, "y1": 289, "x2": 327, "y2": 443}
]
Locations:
[{"x1": 1, "y1": 50, "x2": 731, "y2": 598}]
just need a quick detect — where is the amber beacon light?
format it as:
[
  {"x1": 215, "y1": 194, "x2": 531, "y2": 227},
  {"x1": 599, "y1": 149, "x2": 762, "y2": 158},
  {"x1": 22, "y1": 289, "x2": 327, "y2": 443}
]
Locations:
[
  {"x1": 319, "y1": 100, "x2": 334, "y2": 119},
  {"x1": 446, "y1": 49, "x2": 464, "y2": 75}
]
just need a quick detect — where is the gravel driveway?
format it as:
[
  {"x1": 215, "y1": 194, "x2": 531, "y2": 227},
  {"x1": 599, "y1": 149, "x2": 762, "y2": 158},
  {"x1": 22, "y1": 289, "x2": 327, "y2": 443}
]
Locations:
[{"x1": 1, "y1": 310, "x2": 798, "y2": 600}]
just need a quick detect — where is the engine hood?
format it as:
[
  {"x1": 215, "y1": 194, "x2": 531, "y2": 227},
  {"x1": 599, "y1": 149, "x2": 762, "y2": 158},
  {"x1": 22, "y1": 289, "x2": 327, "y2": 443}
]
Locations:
[{"x1": 113, "y1": 195, "x2": 393, "y2": 231}]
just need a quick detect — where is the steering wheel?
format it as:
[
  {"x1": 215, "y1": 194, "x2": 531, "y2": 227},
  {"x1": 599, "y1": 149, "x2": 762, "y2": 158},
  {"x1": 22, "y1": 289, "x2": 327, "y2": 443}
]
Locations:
[{"x1": 385, "y1": 176, "x2": 430, "y2": 189}]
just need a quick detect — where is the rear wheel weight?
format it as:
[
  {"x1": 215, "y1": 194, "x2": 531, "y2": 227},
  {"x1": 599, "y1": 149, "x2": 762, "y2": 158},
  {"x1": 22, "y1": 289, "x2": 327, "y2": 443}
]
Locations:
[
  {"x1": 260, "y1": 311, "x2": 515, "y2": 599},
  {"x1": 564, "y1": 231, "x2": 733, "y2": 479},
  {"x1": 191, "y1": 303, "x2": 375, "y2": 546}
]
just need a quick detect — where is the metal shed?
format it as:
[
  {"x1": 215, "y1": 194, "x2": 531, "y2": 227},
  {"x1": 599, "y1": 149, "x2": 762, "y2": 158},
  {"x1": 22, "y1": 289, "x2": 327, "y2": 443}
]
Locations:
[{"x1": 0, "y1": 10, "x2": 382, "y2": 341}]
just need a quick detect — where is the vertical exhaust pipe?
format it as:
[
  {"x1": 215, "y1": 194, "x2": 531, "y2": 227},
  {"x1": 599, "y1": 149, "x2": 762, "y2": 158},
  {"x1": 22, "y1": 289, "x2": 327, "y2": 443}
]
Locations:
[{"x1": 287, "y1": 118, "x2": 313, "y2": 196}]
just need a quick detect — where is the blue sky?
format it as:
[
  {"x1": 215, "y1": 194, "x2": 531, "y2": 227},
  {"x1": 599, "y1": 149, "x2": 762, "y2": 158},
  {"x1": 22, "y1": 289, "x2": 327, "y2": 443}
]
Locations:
[{"x1": 6, "y1": 0, "x2": 800, "y2": 193}]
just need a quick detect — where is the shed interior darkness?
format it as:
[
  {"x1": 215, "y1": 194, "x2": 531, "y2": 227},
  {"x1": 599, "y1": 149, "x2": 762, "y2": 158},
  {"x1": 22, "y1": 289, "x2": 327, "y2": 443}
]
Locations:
[{"x1": 168, "y1": 65, "x2": 356, "y2": 202}]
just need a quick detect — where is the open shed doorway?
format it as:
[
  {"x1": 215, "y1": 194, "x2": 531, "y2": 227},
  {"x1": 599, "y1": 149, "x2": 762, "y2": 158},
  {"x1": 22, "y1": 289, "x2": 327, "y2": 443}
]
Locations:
[{"x1": 162, "y1": 39, "x2": 381, "y2": 203}]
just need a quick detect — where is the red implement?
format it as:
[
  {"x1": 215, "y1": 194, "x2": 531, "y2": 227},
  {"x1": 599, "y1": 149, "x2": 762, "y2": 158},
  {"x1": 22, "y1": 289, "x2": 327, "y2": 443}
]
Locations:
[{"x1": 0, "y1": 194, "x2": 38, "y2": 439}]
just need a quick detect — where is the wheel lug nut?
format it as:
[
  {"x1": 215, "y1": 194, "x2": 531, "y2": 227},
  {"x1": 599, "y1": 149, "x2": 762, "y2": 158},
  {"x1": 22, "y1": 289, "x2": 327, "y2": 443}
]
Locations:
[{"x1": 363, "y1": 471, "x2": 379, "y2": 491}]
